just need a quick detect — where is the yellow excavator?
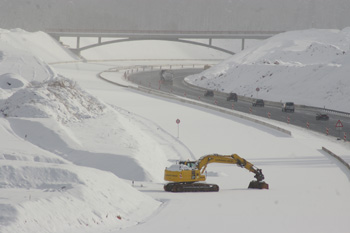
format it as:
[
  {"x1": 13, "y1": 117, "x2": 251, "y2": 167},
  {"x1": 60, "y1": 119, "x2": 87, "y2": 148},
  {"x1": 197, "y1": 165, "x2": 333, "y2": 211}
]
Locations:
[{"x1": 164, "y1": 154, "x2": 269, "y2": 192}]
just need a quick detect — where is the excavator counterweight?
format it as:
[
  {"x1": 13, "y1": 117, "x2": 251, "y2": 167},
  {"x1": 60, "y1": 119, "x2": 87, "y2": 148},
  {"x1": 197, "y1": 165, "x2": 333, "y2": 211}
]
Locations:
[{"x1": 164, "y1": 154, "x2": 269, "y2": 192}]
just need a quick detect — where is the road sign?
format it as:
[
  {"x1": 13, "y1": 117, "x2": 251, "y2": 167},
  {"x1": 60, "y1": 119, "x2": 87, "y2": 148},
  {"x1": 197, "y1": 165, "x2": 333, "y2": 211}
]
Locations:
[
  {"x1": 255, "y1": 87, "x2": 260, "y2": 98},
  {"x1": 335, "y1": 120, "x2": 343, "y2": 128},
  {"x1": 176, "y1": 119, "x2": 180, "y2": 138}
]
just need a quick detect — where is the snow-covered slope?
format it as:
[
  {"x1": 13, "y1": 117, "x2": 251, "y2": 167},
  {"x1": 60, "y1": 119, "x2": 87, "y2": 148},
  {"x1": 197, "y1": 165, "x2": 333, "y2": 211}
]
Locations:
[
  {"x1": 185, "y1": 28, "x2": 350, "y2": 112},
  {"x1": 0, "y1": 29, "x2": 190, "y2": 233},
  {"x1": 0, "y1": 28, "x2": 79, "y2": 63}
]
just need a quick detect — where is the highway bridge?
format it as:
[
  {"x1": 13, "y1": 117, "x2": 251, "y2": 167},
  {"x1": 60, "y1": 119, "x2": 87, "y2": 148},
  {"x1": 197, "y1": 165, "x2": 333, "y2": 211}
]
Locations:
[
  {"x1": 2, "y1": 0, "x2": 350, "y2": 54},
  {"x1": 46, "y1": 29, "x2": 282, "y2": 55}
]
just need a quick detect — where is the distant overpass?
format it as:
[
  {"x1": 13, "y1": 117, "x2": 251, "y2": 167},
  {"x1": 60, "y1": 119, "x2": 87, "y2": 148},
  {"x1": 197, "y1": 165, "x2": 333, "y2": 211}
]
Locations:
[
  {"x1": 47, "y1": 29, "x2": 283, "y2": 55},
  {"x1": 3, "y1": 0, "x2": 349, "y2": 55}
]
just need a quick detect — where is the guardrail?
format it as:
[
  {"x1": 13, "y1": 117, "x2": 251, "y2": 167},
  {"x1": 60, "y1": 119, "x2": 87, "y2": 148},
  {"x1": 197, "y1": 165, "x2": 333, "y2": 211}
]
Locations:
[{"x1": 133, "y1": 85, "x2": 292, "y2": 136}]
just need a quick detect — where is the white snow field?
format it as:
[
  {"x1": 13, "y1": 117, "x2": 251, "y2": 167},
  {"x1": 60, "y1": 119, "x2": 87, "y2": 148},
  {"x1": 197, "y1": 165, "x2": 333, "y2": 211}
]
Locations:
[{"x1": 0, "y1": 28, "x2": 349, "y2": 233}]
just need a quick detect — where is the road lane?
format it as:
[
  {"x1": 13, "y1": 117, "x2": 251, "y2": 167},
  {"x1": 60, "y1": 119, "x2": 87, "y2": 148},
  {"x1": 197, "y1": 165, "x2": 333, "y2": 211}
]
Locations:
[{"x1": 129, "y1": 69, "x2": 350, "y2": 140}]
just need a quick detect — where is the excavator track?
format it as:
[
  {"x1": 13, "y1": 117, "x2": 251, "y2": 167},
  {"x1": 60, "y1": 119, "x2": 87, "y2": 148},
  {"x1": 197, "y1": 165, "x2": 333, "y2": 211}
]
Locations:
[{"x1": 164, "y1": 183, "x2": 219, "y2": 192}]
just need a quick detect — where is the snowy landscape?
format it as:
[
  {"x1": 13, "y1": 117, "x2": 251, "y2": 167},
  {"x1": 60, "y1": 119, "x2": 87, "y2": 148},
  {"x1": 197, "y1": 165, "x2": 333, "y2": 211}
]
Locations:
[
  {"x1": 0, "y1": 28, "x2": 349, "y2": 233},
  {"x1": 185, "y1": 28, "x2": 350, "y2": 112}
]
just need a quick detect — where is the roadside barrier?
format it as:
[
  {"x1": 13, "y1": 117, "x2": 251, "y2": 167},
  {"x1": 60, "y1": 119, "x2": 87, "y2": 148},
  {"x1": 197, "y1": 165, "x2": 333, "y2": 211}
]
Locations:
[
  {"x1": 322, "y1": 147, "x2": 350, "y2": 171},
  {"x1": 133, "y1": 85, "x2": 292, "y2": 136},
  {"x1": 100, "y1": 65, "x2": 293, "y2": 136},
  {"x1": 183, "y1": 77, "x2": 350, "y2": 118}
]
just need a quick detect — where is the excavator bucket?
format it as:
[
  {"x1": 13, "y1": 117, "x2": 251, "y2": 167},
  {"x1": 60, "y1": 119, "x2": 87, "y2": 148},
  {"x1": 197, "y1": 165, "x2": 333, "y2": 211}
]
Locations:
[{"x1": 248, "y1": 180, "x2": 269, "y2": 189}]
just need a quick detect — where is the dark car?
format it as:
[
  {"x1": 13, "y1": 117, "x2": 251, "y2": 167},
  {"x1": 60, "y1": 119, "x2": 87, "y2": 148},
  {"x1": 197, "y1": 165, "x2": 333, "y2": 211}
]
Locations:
[
  {"x1": 227, "y1": 92, "x2": 238, "y2": 101},
  {"x1": 204, "y1": 90, "x2": 214, "y2": 97},
  {"x1": 316, "y1": 113, "x2": 329, "y2": 120},
  {"x1": 252, "y1": 99, "x2": 264, "y2": 107},
  {"x1": 282, "y1": 102, "x2": 295, "y2": 112}
]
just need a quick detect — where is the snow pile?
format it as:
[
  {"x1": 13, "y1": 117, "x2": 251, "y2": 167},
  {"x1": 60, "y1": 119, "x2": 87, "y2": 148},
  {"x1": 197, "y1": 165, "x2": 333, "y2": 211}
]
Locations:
[
  {"x1": 0, "y1": 28, "x2": 79, "y2": 63},
  {"x1": 0, "y1": 77, "x2": 105, "y2": 123},
  {"x1": 185, "y1": 28, "x2": 350, "y2": 112},
  {"x1": 0, "y1": 29, "x2": 188, "y2": 233}
]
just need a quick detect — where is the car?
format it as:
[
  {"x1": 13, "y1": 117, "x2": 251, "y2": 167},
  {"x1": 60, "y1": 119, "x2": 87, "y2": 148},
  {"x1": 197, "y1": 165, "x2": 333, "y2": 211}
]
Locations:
[
  {"x1": 252, "y1": 99, "x2": 264, "y2": 107},
  {"x1": 282, "y1": 102, "x2": 295, "y2": 112},
  {"x1": 316, "y1": 113, "x2": 329, "y2": 120},
  {"x1": 226, "y1": 92, "x2": 238, "y2": 101},
  {"x1": 204, "y1": 90, "x2": 214, "y2": 97},
  {"x1": 160, "y1": 70, "x2": 174, "y2": 84}
]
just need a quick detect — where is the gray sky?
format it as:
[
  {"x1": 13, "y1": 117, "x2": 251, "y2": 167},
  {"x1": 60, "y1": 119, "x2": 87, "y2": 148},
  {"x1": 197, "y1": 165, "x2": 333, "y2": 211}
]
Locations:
[{"x1": 1, "y1": 0, "x2": 350, "y2": 32}]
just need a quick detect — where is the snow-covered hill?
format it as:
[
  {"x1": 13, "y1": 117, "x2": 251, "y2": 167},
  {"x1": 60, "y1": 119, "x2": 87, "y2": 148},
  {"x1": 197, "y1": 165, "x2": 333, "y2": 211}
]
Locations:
[
  {"x1": 185, "y1": 28, "x2": 350, "y2": 112},
  {"x1": 0, "y1": 29, "x2": 190, "y2": 233}
]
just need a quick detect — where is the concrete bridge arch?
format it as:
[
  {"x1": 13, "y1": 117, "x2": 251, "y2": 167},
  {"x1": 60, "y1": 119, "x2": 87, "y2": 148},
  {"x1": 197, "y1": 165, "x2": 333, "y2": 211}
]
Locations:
[{"x1": 72, "y1": 37, "x2": 236, "y2": 55}]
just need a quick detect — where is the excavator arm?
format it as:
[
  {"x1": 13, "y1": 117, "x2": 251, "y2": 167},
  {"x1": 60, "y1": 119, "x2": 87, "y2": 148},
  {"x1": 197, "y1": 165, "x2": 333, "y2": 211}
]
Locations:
[{"x1": 197, "y1": 154, "x2": 265, "y2": 182}]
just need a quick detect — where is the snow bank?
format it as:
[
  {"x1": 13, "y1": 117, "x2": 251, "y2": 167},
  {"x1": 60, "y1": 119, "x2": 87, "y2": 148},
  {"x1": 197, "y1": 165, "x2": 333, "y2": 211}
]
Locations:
[
  {"x1": 185, "y1": 28, "x2": 350, "y2": 112},
  {"x1": 0, "y1": 28, "x2": 79, "y2": 63},
  {"x1": 0, "y1": 77, "x2": 105, "y2": 123},
  {"x1": 0, "y1": 29, "x2": 185, "y2": 233}
]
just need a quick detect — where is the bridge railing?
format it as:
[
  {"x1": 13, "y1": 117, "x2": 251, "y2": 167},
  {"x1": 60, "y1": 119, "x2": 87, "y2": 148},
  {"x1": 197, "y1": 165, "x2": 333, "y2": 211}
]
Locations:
[{"x1": 46, "y1": 28, "x2": 284, "y2": 35}]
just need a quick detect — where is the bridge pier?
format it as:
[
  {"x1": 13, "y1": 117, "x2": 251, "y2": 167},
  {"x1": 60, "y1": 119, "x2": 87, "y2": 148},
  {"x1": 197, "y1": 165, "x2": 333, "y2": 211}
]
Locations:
[
  {"x1": 76, "y1": 37, "x2": 81, "y2": 50},
  {"x1": 241, "y1": 38, "x2": 245, "y2": 50},
  {"x1": 70, "y1": 48, "x2": 81, "y2": 56}
]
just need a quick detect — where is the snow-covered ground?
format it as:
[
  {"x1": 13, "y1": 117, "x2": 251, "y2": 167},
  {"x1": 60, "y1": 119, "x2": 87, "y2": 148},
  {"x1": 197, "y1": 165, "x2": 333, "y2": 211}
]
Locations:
[
  {"x1": 185, "y1": 28, "x2": 350, "y2": 112},
  {"x1": 0, "y1": 28, "x2": 349, "y2": 233}
]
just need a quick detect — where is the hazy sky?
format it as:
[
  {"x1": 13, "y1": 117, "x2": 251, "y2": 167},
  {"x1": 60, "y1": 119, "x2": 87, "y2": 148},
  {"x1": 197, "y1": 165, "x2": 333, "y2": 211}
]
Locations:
[{"x1": 1, "y1": 0, "x2": 350, "y2": 32}]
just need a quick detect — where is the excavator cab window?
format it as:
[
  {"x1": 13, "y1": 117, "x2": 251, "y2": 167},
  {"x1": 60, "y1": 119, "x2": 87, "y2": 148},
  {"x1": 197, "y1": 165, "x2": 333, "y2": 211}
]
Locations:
[{"x1": 180, "y1": 161, "x2": 196, "y2": 169}]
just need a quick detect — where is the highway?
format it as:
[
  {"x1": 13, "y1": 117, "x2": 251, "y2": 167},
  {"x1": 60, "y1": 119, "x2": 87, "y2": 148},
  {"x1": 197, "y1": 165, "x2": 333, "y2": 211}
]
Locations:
[{"x1": 128, "y1": 68, "x2": 350, "y2": 140}]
